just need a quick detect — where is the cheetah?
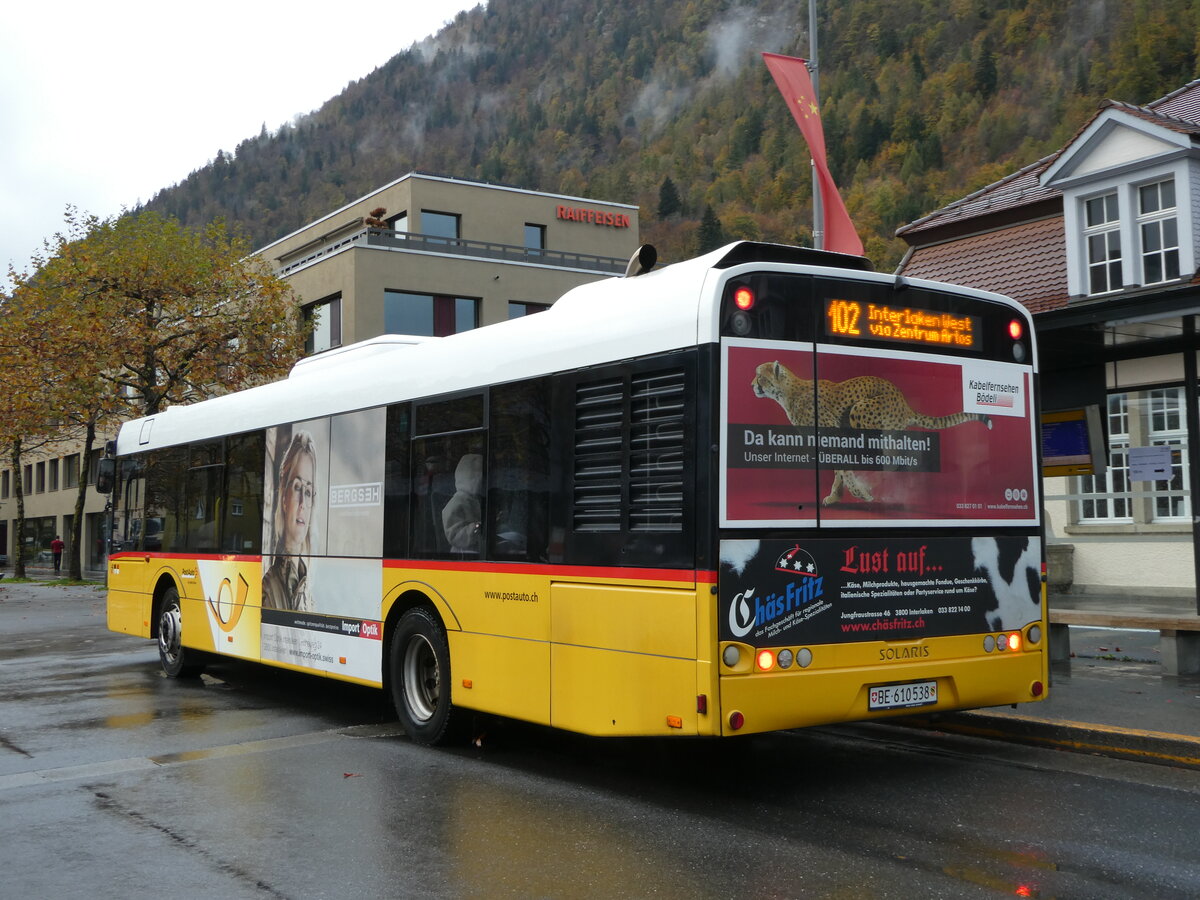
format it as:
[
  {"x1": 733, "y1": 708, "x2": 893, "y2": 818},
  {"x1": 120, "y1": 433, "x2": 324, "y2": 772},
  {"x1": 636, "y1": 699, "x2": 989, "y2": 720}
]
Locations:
[{"x1": 751, "y1": 360, "x2": 992, "y2": 506}]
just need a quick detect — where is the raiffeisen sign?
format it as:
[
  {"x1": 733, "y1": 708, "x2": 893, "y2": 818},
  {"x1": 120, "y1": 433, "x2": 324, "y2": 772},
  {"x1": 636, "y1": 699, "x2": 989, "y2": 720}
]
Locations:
[{"x1": 555, "y1": 205, "x2": 632, "y2": 228}]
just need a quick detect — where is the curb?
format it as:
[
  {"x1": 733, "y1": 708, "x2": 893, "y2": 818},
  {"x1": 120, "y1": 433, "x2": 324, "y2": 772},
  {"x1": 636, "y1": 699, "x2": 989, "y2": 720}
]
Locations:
[{"x1": 898, "y1": 710, "x2": 1200, "y2": 771}]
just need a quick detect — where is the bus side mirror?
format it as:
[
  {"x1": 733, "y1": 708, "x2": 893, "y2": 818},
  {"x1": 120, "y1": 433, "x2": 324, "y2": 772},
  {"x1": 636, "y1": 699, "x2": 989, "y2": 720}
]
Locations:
[{"x1": 95, "y1": 457, "x2": 115, "y2": 494}]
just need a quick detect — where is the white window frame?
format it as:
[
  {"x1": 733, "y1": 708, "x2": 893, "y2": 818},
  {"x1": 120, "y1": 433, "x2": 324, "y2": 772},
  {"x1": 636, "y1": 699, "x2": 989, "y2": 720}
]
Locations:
[
  {"x1": 1056, "y1": 153, "x2": 1193, "y2": 300},
  {"x1": 1146, "y1": 386, "x2": 1189, "y2": 523},
  {"x1": 1076, "y1": 392, "x2": 1132, "y2": 524},
  {"x1": 1082, "y1": 190, "x2": 1123, "y2": 296},
  {"x1": 1136, "y1": 177, "x2": 1180, "y2": 287},
  {"x1": 1074, "y1": 387, "x2": 1192, "y2": 527}
]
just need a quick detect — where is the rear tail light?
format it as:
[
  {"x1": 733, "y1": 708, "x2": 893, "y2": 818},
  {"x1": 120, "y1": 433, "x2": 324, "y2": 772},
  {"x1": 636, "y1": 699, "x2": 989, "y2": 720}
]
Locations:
[{"x1": 984, "y1": 632, "x2": 1026, "y2": 652}]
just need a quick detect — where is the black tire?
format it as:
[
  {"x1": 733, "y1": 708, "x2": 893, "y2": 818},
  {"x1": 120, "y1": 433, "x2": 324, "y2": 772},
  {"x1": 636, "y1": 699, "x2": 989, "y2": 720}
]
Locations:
[
  {"x1": 158, "y1": 585, "x2": 205, "y2": 678},
  {"x1": 390, "y1": 606, "x2": 458, "y2": 745}
]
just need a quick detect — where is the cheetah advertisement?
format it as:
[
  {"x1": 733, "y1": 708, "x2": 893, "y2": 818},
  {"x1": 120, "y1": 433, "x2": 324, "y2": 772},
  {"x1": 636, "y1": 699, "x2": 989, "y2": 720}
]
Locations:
[{"x1": 719, "y1": 338, "x2": 1037, "y2": 527}]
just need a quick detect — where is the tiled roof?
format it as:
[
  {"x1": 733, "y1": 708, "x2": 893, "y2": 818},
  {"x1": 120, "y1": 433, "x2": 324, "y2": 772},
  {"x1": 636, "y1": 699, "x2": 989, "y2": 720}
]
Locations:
[
  {"x1": 900, "y1": 216, "x2": 1069, "y2": 314},
  {"x1": 1102, "y1": 99, "x2": 1200, "y2": 137},
  {"x1": 896, "y1": 157, "x2": 1057, "y2": 237},
  {"x1": 1149, "y1": 78, "x2": 1200, "y2": 119}
]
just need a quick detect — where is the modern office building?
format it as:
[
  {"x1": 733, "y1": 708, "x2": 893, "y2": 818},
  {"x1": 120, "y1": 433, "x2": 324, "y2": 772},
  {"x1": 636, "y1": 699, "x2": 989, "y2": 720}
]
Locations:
[
  {"x1": 0, "y1": 173, "x2": 641, "y2": 571},
  {"x1": 261, "y1": 172, "x2": 640, "y2": 351}
]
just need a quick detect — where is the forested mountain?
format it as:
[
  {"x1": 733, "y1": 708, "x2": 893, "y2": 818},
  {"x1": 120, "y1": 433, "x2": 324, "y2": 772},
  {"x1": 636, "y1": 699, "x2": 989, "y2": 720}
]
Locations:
[{"x1": 143, "y1": 0, "x2": 1200, "y2": 270}]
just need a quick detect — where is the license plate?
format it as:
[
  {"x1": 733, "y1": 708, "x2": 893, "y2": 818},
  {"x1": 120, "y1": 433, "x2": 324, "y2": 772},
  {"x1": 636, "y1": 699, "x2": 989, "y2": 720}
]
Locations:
[{"x1": 869, "y1": 680, "x2": 937, "y2": 711}]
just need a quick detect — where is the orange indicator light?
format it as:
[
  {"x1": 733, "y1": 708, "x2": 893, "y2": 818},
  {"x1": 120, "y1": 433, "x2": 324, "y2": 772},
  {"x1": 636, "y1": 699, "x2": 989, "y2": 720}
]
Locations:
[
  {"x1": 666, "y1": 715, "x2": 683, "y2": 729},
  {"x1": 1009, "y1": 318, "x2": 1024, "y2": 340},
  {"x1": 734, "y1": 287, "x2": 755, "y2": 310},
  {"x1": 755, "y1": 649, "x2": 775, "y2": 671},
  {"x1": 1007, "y1": 633, "x2": 1022, "y2": 652}
]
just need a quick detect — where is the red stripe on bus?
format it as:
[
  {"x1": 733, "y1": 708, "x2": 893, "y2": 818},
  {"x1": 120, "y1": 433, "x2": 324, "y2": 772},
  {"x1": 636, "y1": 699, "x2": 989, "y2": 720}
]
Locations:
[
  {"x1": 106, "y1": 551, "x2": 717, "y2": 584},
  {"x1": 384, "y1": 558, "x2": 717, "y2": 584}
]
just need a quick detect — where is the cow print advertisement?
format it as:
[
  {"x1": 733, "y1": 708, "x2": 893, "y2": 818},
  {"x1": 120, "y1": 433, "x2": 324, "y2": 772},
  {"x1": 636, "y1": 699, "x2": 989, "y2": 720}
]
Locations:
[{"x1": 719, "y1": 535, "x2": 1042, "y2": 647}]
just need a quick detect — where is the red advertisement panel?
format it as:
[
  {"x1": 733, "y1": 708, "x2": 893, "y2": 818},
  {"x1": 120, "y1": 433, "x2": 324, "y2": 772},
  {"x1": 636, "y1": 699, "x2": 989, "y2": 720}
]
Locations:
[{"x1": 720, "y1": 339, "x2": 1037, "y2": 527}]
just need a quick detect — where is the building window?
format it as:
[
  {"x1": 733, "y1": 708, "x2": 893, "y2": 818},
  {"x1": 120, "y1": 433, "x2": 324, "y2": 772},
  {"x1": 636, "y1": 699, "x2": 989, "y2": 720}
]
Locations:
[
  {"x1": 1074, "y1": 388, "x2": 1190, "y2": 526},
  {"x1": 1138, "y1": 179, "x2": 1179, "y2": 285},
  {"x1": 304, "y1": 294, "x2": 342, "y2": 355},
  {"x1": 1076, "y1": 393, "x2": 1131, "y2": 523},
  {"x1": 1, "y1": 470, "x2": 9, "y2": 499},
  {"x1": 388, "y1": 211, "x2": 409, "y2": 233},
  {"x1": 508, "y1": 302, "x2": 549, "y2": 319},
  {"x1": 23, "y1": 465, "x2": 32, "y2": 493},
  {"x1": 385, "y1": 290, "x2": 478, "y2": 337},
  {"x1": 1084, "y1": 191, "x2": 1122, "y2": 295},
  {"x1": 63, "y1": 455, "x2": 79, "y2": 489},
  {"x1": 1147, "y1": 387, "x2": 1189, "y2": 521},
  {"x1": 35, "y1": 461, "x2": 45, "y2": 493},
  {"x1": 524, "y1": 223, "x2": 546, "y2": 256},
  {"x1": 420, "y1": 210, "x2": 460, "y2": 243},
  {"x1": 49, "y1": 458, "x2": 59, "y2": 491}
]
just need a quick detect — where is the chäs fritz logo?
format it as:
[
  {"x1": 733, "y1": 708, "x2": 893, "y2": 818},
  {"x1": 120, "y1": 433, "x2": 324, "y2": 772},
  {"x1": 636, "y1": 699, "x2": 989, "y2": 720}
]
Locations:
[
  {"x1": 726, "y1": 544, "x2": 827, "y2": 641},
  {"x1": 728, "y1": 587, "x2": 759, "y2": 638}
]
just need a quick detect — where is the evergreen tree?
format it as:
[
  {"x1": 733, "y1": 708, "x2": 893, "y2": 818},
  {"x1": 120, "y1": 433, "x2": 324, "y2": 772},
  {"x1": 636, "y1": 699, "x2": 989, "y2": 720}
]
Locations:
[
  {"x1": 696, "y1": 205, "x2": 725, "y2": 253},
  {"x1": 657, "y1": 177, "x2": 682, "y2": 218}
]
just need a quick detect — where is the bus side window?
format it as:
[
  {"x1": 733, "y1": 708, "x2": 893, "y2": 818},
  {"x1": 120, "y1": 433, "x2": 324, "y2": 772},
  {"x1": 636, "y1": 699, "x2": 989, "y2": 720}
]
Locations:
[
  {"x1": 383, "y1": 405, "x2": 411, "y2": 559},
  {"x1": 147, "y1": 447, "x2": 188, "y2": 552},
  {"x1": 185, "y1": 440, "x2": 223, "y2": 554},
  {"x1": 408, "y1": 393, "x2": 486, "y2": 559},
  {"x1": 489, "y1": 378, "x2": 550, "y2": 562},
  {"x1": 223, "y1": 432, "x2": 264, "y2": 554}
]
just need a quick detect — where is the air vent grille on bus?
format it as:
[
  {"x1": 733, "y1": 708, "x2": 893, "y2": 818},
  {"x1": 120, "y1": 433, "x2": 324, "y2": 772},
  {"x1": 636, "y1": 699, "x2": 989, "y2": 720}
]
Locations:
[
  {"x1": 572, "y1": 370, "x2": 685, "y2": 533},
  {"x1": 573, "y1": 378, "x2": 624, "y2": 532},
  {"x1": 629, "y1": 371, "x2": 685, "y2": 532}
]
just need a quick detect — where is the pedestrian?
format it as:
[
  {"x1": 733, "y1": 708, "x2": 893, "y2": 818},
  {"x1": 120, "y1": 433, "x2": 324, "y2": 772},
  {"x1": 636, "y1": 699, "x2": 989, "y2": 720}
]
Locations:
[{"x1": 51, "y1": 535, "x2": 64, "y2": 573}]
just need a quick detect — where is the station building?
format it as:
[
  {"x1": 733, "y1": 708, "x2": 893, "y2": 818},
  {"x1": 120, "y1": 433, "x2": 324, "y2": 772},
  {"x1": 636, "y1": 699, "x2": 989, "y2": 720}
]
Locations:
[
  {"x1": 896, "y1": 80, "x2": 1200, "y2": 606},
  {"x1": 0, "y1": 174, "x2": 640, "y2": 571}
]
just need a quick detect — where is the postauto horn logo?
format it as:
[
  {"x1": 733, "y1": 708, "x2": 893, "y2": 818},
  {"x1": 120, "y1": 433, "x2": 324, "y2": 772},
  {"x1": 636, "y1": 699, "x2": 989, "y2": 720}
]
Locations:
[{"x1": 728, "y1": 545, "x2": 825, "y2": 639}]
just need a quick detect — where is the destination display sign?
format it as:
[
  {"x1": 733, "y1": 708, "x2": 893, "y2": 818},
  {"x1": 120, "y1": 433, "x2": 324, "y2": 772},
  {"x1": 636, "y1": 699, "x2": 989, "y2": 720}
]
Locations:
[{"x1": 825, "y1": 298, "x2": 980, "y2": 351}]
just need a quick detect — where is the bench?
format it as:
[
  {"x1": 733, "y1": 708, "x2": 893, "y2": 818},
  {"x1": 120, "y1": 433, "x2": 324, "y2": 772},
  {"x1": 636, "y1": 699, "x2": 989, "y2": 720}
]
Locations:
[{"x1": 1048, "y1": 609, "x2": 1200, "y2": 677}]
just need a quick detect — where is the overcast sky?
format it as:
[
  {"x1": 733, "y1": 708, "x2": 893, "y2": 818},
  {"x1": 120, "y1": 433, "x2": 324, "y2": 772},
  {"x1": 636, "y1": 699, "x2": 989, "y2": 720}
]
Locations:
[{"x1": 1, "y1": 1, "x2": 480, "y2": 287}]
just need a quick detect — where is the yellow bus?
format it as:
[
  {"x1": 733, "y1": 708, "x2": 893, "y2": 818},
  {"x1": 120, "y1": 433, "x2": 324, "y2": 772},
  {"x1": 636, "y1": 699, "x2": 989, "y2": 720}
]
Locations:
[{"x1": 105, "y1": 241, "x2": 1047, "y2": 745}]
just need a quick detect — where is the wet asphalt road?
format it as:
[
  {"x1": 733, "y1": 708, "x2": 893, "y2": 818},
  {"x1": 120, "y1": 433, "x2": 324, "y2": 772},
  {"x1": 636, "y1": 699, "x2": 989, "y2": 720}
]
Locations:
[{"x1": 3, "y1": 583, "x2": 1200, "y2": 899}]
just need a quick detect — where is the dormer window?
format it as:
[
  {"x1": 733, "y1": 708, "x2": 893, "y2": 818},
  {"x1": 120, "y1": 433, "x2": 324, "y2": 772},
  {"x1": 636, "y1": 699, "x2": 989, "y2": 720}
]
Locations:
[
  {"x1": 1084, "y1": 192, "x2": 1122, "y2": 295},
  {"x1": 1138, "y1": 178, "x2": 1179, "y2": 285}
]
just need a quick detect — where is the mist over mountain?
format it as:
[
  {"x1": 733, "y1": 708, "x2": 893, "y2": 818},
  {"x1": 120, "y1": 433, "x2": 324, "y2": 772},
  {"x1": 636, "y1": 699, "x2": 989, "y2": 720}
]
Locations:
[{"x1": 142, "y1": 0, "x2": 1200, "y2": 269}]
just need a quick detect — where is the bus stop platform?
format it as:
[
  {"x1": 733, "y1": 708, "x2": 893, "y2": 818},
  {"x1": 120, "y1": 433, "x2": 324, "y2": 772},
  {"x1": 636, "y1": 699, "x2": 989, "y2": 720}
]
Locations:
[{"x1": 901, "y1": 592, "x2": 1200, "y2": 770}]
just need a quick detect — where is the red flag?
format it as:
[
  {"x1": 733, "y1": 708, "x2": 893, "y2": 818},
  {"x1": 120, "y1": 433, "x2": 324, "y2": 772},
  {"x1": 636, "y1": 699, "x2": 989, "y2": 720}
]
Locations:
[{"x1": 762, "y1": 52, "x2": 864, "y2": 257}]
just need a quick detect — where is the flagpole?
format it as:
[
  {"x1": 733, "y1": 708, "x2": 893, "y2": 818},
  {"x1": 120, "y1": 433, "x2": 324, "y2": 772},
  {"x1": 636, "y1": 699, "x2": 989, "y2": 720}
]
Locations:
[{"x1": 809, "y1": 0, "x2": 823, "y2": 250}]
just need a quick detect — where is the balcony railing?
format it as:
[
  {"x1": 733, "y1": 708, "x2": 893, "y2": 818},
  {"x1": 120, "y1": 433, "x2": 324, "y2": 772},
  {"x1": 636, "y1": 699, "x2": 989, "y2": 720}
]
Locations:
[{"x1": 277, "y1": 227, "x2": 627, "y2": 277}]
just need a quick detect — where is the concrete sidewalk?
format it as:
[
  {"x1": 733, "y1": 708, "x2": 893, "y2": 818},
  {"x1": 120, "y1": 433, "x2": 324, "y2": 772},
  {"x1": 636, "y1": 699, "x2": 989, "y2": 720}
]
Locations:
[{"x1": 904, "y1": 608, "x2": 1200, "y2": 770}]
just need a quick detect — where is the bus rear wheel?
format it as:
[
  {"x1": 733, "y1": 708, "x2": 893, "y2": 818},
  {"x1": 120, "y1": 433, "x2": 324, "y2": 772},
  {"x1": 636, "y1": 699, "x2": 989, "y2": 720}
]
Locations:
[
  {"x1": 158, "y1": 586, "x2": 205, "y2": 678},
  {"x1": 390, "y1": 607, "x2": 458, "y2": 746}
]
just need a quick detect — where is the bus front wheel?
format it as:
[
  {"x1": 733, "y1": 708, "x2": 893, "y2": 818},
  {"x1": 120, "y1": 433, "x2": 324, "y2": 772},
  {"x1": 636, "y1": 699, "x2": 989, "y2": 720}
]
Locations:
[
  {"x1": 158, "y1": 586, "x2": 205, "y2": 678},
  {"x1": 390, "y1": 607, "x2": 458, "y2": 746}
]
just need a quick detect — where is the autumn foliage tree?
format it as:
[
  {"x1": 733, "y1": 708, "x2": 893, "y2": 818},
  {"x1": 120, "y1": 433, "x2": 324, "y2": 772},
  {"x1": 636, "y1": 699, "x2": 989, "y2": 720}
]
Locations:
[
  {"x1": 5, "y1": 208, "x2": 306, "y2": 579},
  {"x1": 0, "y1": 303, "x2": 63, "y2": 578}
]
